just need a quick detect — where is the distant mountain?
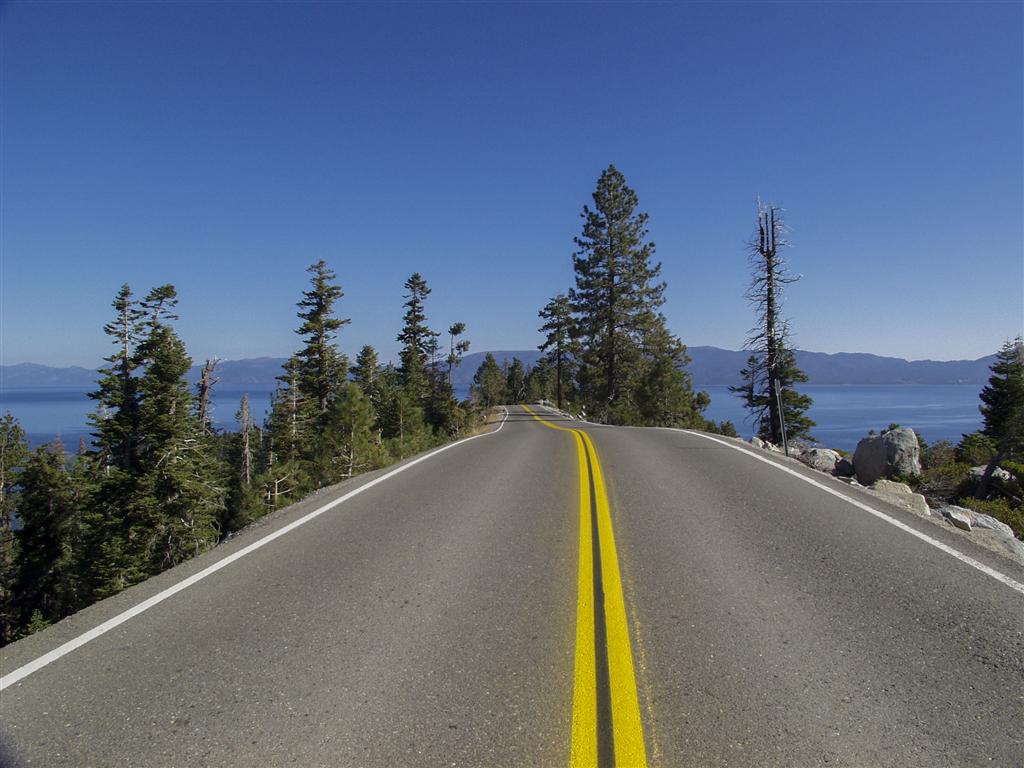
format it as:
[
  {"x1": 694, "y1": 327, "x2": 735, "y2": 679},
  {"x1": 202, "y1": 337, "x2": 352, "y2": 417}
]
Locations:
[
  {"x1": 0, "y1": 348, "x2": 997, "y2": 390},
  {"x1": 686, "y1": 347, "x2": 996, "y2": 386},
  {"x1": 1, "y1": 363, "x2": 97, "y2": 388}
]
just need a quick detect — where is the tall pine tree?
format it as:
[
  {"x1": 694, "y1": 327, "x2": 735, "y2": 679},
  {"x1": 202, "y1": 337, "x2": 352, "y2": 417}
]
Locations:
[{"x1": 538, "y1": 293, "x2": 577, "y2": 411}]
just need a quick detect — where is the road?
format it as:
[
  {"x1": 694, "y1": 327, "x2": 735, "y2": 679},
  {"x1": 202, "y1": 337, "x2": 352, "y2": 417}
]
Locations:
[{"x1": 2, "y1": 405, "x2": 1023, "y2": 767}]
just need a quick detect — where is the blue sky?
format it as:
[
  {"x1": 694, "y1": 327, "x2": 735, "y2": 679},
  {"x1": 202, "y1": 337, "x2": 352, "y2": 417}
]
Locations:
[{"x1": 2, "y1": 1, "x2": 1021, "y2": 368}]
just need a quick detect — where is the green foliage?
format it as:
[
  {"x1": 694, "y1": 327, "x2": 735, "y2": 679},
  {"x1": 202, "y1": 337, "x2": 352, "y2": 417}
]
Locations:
[
  {"x1": 569, "y1": 165, "x2": 700, "y2": 425},
  {"x1": 957, "y1": 432, "x2": 997, "y2": 466},
  {"x1": 0, "y1": 413, "x2": 28, "y2": 643},
  {"x1": 12, "y1": 441, "x2": 82, "y2": 629},
  {"x1": 326, "y1": 383, "x2": 388, "y2": 480},
  {"x1": 705, "y1": 420, "x2": 739, "y2": 437},
  {"x1": 920, "y1": 461, "x2": 971, "y2": 499},
  {"x1": 979, "y1": 337, "x2": 1024, "y2": 449},
  {"x1": 921, "y1": 439, "x2": 956, "y2": 470},
  {"x1": 538, "y1": 293, "x2": 578, "y2": 410},
  {"x1": 397, "y1": 272, "x2": 439, "y2": 402},
  {"x1": 732, "y1": 349, "x2": 814, "y2": 443},
  {"x1": 506, "y1": 358, "x2": 528, "y2": 404},
  {"x1": 472, "y1": 353, "x2": 508, "y2": 408}
]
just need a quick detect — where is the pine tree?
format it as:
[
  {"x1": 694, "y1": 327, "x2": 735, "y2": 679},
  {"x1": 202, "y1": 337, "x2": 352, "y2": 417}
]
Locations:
[
  {"x1": 506, "y1": 358, "x2": 527, "y2": 404},
  {"x1": 89, "y1": 284, "x2": 145, "y2": 472},
  {"x1": 329, "y1": 383, "x2": 387, "y2": 478},
  {"x1": 732, "y1": 204, "x2": 814, "y2": 444},
  {"x1": 0, "y1": 414, "x2": 29, "y2": 644},
  {"x1": 975, "y1": 337, "x2": 1024, "y2": 496},
  {"x1": 295, "y1": 260, "x2": 349, "y2": 417},
  {"x1": 538, "y1": 293, "x2": 577, "y2": 410},
  {"x1": 980, "y1": 337, "x2": 1024, "y2": 444},
  {"x1": 397, "y1": 273, "x2": 440, "y2": 403},
  {"x1": 12, "y1": 440, "x2": 81, "y2": 632},
  {"x1": 351, "y1": 345, "x2": 380, "y2": 397},
  {"x1": 266, "y1": 356, "x2": 308, "y2": 465},
  {"x1": 135, "y1": 285, "x2": 222, "y2": 571},
  {"x1": 570, "y1": 165, "x2": 699, "y2": 425},
  {"x1": 446, "y1": 323, "x2": 470, "y2": 387},
  {"x1": 223, "y1": 394, "x2": 262, "y2": 533},
  {"x1": 472, "y1": 353, "x2": 509, "y2": 408},
  {"x1": 377, "y1": 365, "x2": 430, "y2": 459}
]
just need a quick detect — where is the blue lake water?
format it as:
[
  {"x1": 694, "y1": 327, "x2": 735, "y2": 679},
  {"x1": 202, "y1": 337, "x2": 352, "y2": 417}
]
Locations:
[{"x1": 0, "y1": 383, "x2": 983, "y2": 452}]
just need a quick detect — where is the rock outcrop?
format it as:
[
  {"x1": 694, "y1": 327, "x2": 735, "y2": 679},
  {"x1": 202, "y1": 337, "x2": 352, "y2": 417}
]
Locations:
[
  {"x1": 800, "y1": 448, "x2": 841, "y2": 474},
  {"x1": 867, "y1": 479, "x2": 929, "y2": 516},
  {"x1": 852, "y1": 428, "x2": 921, "y2": 485}
]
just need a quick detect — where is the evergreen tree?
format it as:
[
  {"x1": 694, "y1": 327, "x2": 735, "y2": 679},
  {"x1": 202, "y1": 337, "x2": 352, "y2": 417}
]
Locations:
[
  {"x1": 88, "y1": 284, "x2": 145, "y2": 472},
  {"x1": 351, "y1": 345, "x2": 380, "y2": 397},
  {"x1": 295, "y1": 260, "x2": 349, "y2": 417},
  {"x1": 224, "y1": 394, "x2": 262, "y2": 533},
  {"x1": 329, "y1": 383, "x2": 387, "y2": 478},
  {"x1": 980, "y1": 337, "x2": 1024, "y2": 444},
  {"x1": 636, "y1": 323, "x2": 703, "y2": 427},
  {"x1": 12, "y1": 441, "x2": 81, "y2": 632},
  {"x1": 731, "y1": 204, "x2": 814, "y2": 444},
  {"x1": 472, "y1": 353, "x2": 509, "y2": 408},
  {"x1": 975, "y1": 337, "x2": 1024, "y2": 496},
  {"x1": 538, "y1": 293, "x2": 577, "y2": 410},
  {"x1": 377, "y1": 365, "x2": 431, "y2": 459},
  {"x1": 506, "y1": 358, "x2": 527, "y2": 404},
  {"x1": 570, "y1": 165, "x2": 700, "y2": 425},
  {"x1": 135, "y1": 285, "x2": 222, "y2": 571},
  {"x1": 396, "y1": 273, "x2": 440, "y2": 403},
  {"x1": 266, "y1": 356, "x2": 308, "y2": 465},
  {"x1": 446, "y1": 323, "x2": 470, "y2": 387},
  {"x1": 0, "y1": 414, "x2": 29, "y2": 644}
]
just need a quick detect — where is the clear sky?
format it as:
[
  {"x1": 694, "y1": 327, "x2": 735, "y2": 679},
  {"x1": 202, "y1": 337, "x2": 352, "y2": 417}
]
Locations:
[{"x1": 2, "y1": 1, "x2": 1021, "y2": 368}]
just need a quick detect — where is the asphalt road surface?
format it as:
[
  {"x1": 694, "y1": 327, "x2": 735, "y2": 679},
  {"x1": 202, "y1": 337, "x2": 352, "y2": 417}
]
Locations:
[{"x1": 2, "y1": 405, "x2": 1022, "y2": 767}]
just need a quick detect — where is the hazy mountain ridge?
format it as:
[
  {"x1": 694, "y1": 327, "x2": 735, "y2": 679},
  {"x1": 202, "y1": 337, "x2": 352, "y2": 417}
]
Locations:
[{"x1": 3, "y1": 348, "x2": 996, "y2": 389}]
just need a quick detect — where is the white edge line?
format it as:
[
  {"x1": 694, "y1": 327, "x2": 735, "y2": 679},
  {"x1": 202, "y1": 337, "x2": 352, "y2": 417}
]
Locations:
[
  {"x1": 0, "y1": 407, "x2": 510, "y2": 690},
  {"x1": 669, "y1": 428, "x2": 1024, "y2": 597}
]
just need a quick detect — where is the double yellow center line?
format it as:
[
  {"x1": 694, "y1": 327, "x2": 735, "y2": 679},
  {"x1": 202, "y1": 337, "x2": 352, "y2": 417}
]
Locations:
[{"x1": 523, "y1": 406, "x2": 648, "y2": 768}]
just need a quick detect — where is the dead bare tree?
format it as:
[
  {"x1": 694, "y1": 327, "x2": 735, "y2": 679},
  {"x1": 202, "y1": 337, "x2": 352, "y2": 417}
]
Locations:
[{"x1": 196, "y1": 358, "x2": 221, "y2": 433}]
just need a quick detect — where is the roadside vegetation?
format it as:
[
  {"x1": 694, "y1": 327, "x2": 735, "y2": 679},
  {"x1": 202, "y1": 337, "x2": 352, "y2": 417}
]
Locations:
[
  {"x1": 0, "y1": 265, "x2": 483, "y2": 645},
  {"x1": 913, "y1": 337, "x2": 1024, "y2": 538}
]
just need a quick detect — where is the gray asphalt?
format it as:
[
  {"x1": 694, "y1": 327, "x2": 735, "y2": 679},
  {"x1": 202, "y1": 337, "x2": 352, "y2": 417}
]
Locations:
[{"x1": 2, "y1": 406, "x2": 1023, "y2": 767}]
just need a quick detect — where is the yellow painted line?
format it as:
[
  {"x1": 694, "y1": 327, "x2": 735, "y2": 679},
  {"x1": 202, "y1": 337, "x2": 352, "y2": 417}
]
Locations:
[
  {"x1": 522, "y1": 405, "x2": 648, "y2": 768},
  {"x1": 579, "y1": 430, "x2": 648, "y2": 767},
  {"x1": 523, "y1": 406, "x2": 597, "y2": 765}
]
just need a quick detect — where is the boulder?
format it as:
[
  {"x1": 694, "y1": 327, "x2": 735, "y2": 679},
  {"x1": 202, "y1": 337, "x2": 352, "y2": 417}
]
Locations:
[
  {"x1": 944, "y1": 508, "x2": 974, "y2": 531},
  {"x1": 750, "y1": 437, "x2": 766, "y2": 450},
  {"x1": 969, "y1": 466, "x2": 1013, "y2": 482},
  {"x1": 800, "y1": 448, "x2": 841, "y2": 474},
  {"x1": 971, "y1": 512, "x2": 1015, "y2": 539},
  {"x1": 852, "y1": 428, "x2": 921, "y2": 485},
  {"x1": 867, "y1": 479, "x2": 930, "y2": 516},
  {"x1": 835, "y1": 457, "x2": 855, "y2": 477}
]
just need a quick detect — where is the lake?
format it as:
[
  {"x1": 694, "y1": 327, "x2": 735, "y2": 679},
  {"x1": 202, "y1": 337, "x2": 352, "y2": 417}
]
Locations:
[{"x1": 0, "y1": 383, "x2": 983, "y2": 452}]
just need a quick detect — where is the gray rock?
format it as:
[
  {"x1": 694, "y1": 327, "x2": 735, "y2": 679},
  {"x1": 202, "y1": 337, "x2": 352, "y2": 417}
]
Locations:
[
  {"x1": 970, "y1": 511, "x2": 1016, "y2": 540},
  {"x1": 945, "y1": 508, "x2": 974, "y2": 531},
  {"x1": 866, "y1": 479, "x2": 930, "y2": 516},
  {"x1": 969, "y1": 466, "x2": 1012, "y2": 482},
  {"x1": 801, "y1": 448, "x2": 841, "y2": 474},
  {"x1": 835, "y1": 457, "x2": 855, "y2": 477},
  {"x1": 750, "y1": 437, "x2": 766, "y2": 450},
  {"x1": 870, "y1": 479, "x2": 913, "y2": 495},
  {"x1": 852, "y1": 428, "x2": 921, "y2": 485}
]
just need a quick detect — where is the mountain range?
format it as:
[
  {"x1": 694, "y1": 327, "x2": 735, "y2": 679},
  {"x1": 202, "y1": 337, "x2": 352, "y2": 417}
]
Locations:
[{"x1": 1, "y1": 348, "x2": 997, "y2": 390}]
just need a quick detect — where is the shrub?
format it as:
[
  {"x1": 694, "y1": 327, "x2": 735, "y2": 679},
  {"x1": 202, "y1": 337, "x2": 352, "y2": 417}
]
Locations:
[
  {"x1": 957, "y1": 432, "x2": 997, "y2": 466},
  {"x1": 920, "y1": 461, "x2": 971, "y2": 500},
  {"x1": 922, "y1": 439, "x2": 956, "y2": 470}
]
